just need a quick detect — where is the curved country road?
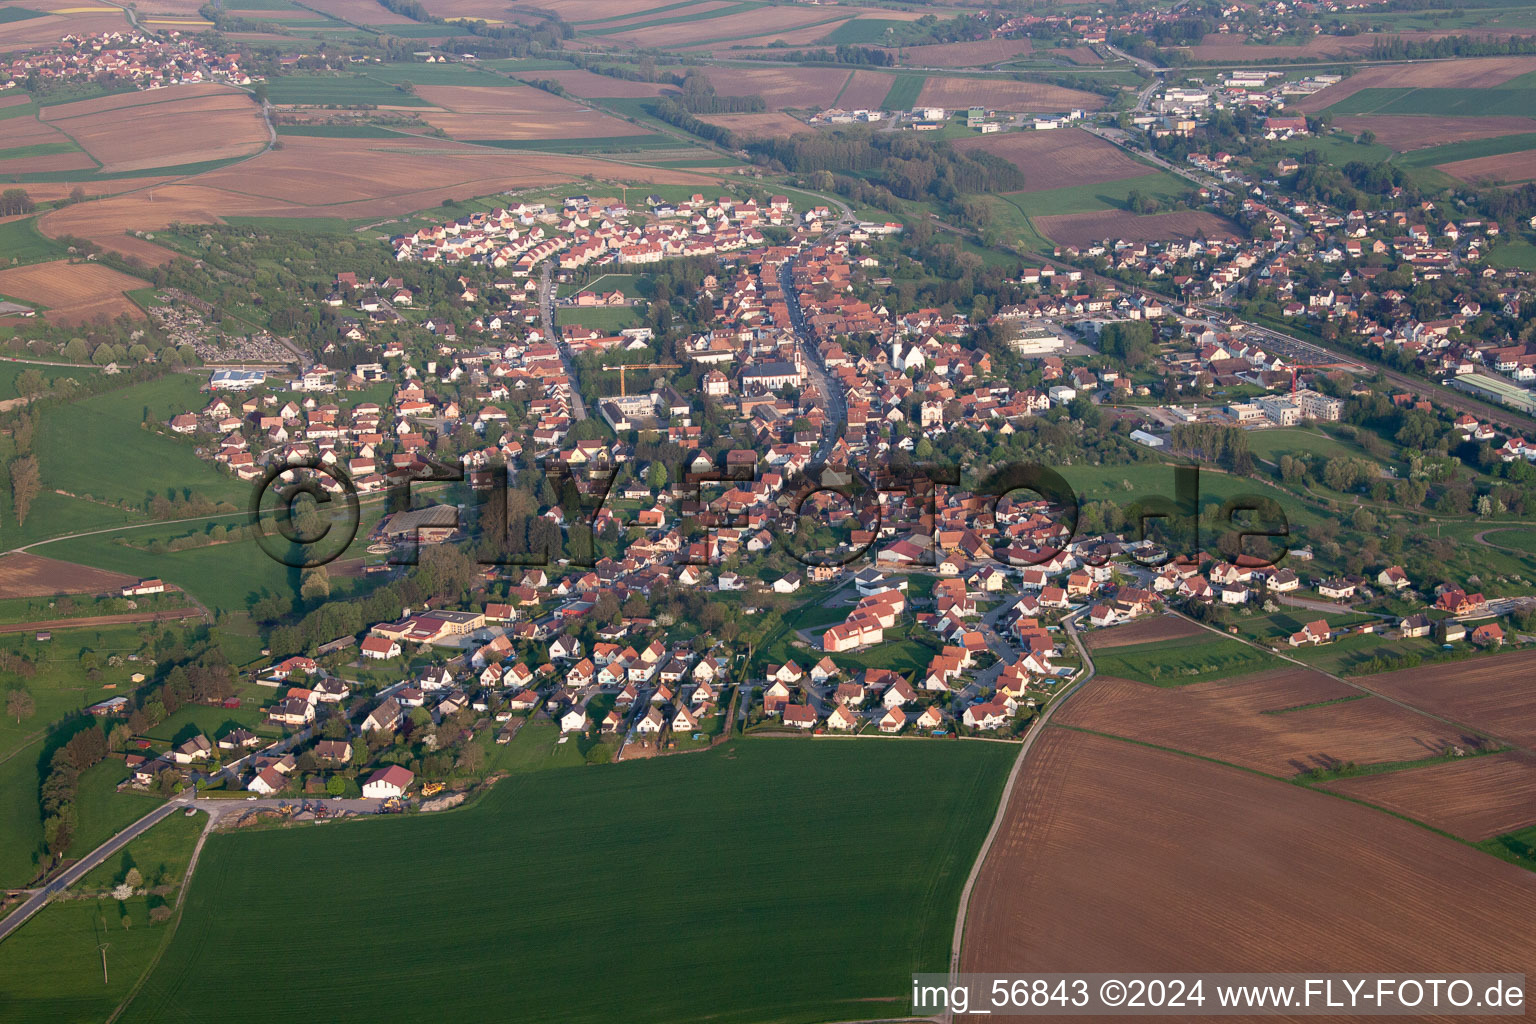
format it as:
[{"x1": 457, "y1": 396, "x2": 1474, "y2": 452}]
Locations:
[
  {"x1": 945, "y1": 610, "x2": 1097, "y2": 1023},
  {"x1": 0, "y1": 794, "x2": 196, "y2": 943}
]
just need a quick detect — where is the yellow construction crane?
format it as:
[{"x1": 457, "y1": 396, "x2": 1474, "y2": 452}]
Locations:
[{"x1": 600, "y1": 363, "x2": 681, "y2": 397}]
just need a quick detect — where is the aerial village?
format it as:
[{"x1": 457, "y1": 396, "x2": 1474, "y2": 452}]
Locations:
[{"x1": 129, "y1": 167, "x2": 1536, "y2": 806}]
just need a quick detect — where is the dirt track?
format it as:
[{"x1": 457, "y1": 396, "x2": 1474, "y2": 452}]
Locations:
[{"x1": 0, "y1": 608, "x2": 204, "y2": 635}]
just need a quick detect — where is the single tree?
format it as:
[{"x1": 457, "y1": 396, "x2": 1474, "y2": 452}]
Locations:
[
  {"x1": 10, "y1": 455, "x2": 39, "y2": 527},
  {"x1": 6, "y1": 688, "x2": 34, "y2": 725}
]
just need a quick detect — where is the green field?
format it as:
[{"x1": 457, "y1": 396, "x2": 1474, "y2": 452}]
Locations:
[
  {"x1": 1489, "y1": 240, "x2": 1536, "y2": 270},
  {"x1": 0, "y1": 747, "x2": 44, "y2": 886},
  {"x1": 36, "y1": 374, "x2": 248, "y2": 512},
  {"x1": 0, "y1": 811, "x2": 205, "y2": 1024},
  {"x1": 118, "y1": 738, "x2": 1012, "y2": 1024},
  {"x1": 0, "y1": 216, "x2": 71, "y2": 267},
  {"x1": 0, "y1": 6, "x2": 47, "y2": 22},
  {"x1": 882, "y1": 74, "x2": 927, "y2": 110},
  {"x1": 65, "y1": 759, "x2": 163, "y2": 861},
  {"x1": 1329, "y1": 86, "x2": 1536, "y2": 118},
  {"x1": 819, "y1": 18, "x2": 909, "y2": 44},
  {"x1": 1394, "y1": 131, "x2": 1536, "y2": 169},
  {"x1": 366, "y1": 62, "x2": 521, "y2": 87},
  {"x1": 1008, "y1": 169, "x2": 1190, "y2": 217},
  {"x1": 79, "y1": 807, "x2": 206, "y2": 891},
  {"x1": 262, "y1": 73, "x2": 433, "y2": 107},
  {"x1": 556, "y1": 305, "x2": 642, "y2": 330},
  {"x1": 43, "y1": 505, "x2": 381, "y2": 619},
  {"x1": 1091, "y1": 633, "x2": 1277, "y2": 686}
]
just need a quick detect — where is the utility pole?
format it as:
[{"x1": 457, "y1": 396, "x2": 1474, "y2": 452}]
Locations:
[{"x1": 98, "y1": 942, "x2": 110, "y2": 985}]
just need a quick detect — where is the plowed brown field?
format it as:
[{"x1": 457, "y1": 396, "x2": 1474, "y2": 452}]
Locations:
[
  {"x1": 0, "y1": 152, "x2": 95, "y2": 174},
  {"x1": 698, "y1": 112, "x2": 813, "y2": 136},
  {"x1": 956, "y1": 127, "x2": 1145, "y2": 192},
  {"x1": 1437, "y1": 149, "x2": 1536, "y2": 184},
  {"x1": 1361, "y1": 650, "x2": 1536, "y2": 748},
  {"x1": 1056, "y1": 670, "x2": 1482, "y2": 775},
  {"x1": 1297, "y1": 55, "x2": 1536, "y2": 112},
  {"x1": 35, "y1": 137, "x2": 725, "y2": 255},
  {"x1": 0, "y1": 260, "x2": 147, "y2": 323},
  {"x1": 960, "y1": 728, "x2": 1536, "y2": 1001},
  {"x1": 916, "y1": 77, "x2": 1105, "y2": 112},
  {"x1": 833, "y1": 70, "x2": 896, "y2": 110},
  {"x1": 1036, "y1": 209, "x2": 1239, "y2": 247},
  {"x1": 509, "y1": 69, "x2": 674, "y2": 98},
  {"x1": 1338, "y1": 114, "x2": 1536, "y2": 151},
  {"x1": 878, "y1": 37, "x2": 1034, "y2": 68},
  {"x1": 0, "y1": 553, "x2": 137, "y2": 599},
  {"x1": 412, "y1": 83, "x2": 648, "y2": 139},
  {"x1": 699, "y1": 67, "x2": 852, "y2": 109},
  {"x1": 1323, "y1": 752, "x2": 1536, "y2": 840},
  {"x1": 1083, "y1": 614, "x2": 1206, "y2": 649},
  {"x1": 42, "y1": 85, "x2": 266, "y2": 172}
]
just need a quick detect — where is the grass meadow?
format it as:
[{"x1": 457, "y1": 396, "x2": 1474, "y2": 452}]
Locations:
[
  {"x1": 116, "y1": 737, "x2": 1013, "y2": 1024},
  {"x1": 1091, "y1": 633, "x2": 1277, "y2": 686},
  {"x1": 0, "y1": 810, "x2": 206, "y2": 1024}
]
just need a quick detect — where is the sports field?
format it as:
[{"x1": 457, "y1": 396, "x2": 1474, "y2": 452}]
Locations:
[{"x1": 118, "y1": 738, "x2": 1014, "y2": 1024}]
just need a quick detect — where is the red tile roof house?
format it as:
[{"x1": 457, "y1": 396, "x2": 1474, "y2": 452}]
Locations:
[
  {"x1": 362, "y1": 765, "x2": 415, "y2": 799},
  {"x1": 783, "y1": 704, "x2": 818, "y2": 730}
]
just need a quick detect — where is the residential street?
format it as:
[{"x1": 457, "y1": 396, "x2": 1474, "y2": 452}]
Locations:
[{"x1": 0, "y1": 793, "x2": 196, "y2": 943}]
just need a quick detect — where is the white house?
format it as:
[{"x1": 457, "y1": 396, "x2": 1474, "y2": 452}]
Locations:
[{"x1": 362, "y1": 765, "x2": 415, "y2": 799}]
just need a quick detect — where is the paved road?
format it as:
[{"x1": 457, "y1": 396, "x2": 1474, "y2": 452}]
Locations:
[
  {"x1": 0, "y1": 794, "x2": 195, "y2": 944},
  {"x1": 779, "y1": 253, "x2": 847, "y2": 464},
  {"x1": 542, "y1": 262, "x2": 590, "y2": 422}
]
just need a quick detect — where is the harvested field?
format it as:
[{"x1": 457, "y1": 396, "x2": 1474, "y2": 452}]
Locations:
[
  {"x1": 1437, "y1": 149, "x2": 1536, "y2": 184},
  {"x1": 1056, "y1": 670, "x2": 1482, "y2": 776},
  {"x1": 690, "y1": 20, "x2": 858, "y2": 52},
  {"x1": 1323, "y1": 752, "x2": 1536, "y2": 841},
  {"x1": 960, "y1": 728, "x2": 1536, "y2": 984},
  {"x1": 0, "y1": 95, "x2": 30, "y2": 110},
  {"x1": 299, "y1": 0, "x2": 420, "y2": 22},
  {"x1": 0, "y1": 116, "x2": 74, "y2": 148},
  {"x1": 1362, "y1": 650, "x2": 1536, "y2": 748},
  {"x1": 35, "y1": 137, "x2": 724, "y2": 253},
  {"x1": 1056, "y1": 45, "x2": 1106, "y2": 65},
  {"x1": 956, "y1": 127, "x2": 1144, "y2": 192},
  {"x1": 509, "y1": 69, "x2": 674, "y2": 98},
  {"x1": 42, "y1": 85, "x2": 267, "y2": 172},
  {"x1": 0, "y1": 10, "x2": 125, "y2": 52},
  {"x1": 605, "y1": 6, "x2": 849, "y2": 48},
  {"x1": 1083, "y1": 614, "x2": 1206, "y2": 650},
  {"x1": 1337, "y1": 114, "x2": 1536, "y2": 151},
  {"x1": 0, "y1": 260, "x2": 147, "y2": 324},
  {"x1": 364, "y1": 84, "x2": 647, "y2": 140},
  {"x1": 837, "y1": 69, "x2": 898, "y2": 110},
  {"x1": 697, "y1": 112, "x2": 813, "y2": 136},
  {"x1": 876, "y1": 37, "x2": 1033, "y2": 68},
  {"x1": 916, "y1": 76, "x2": 1104, "y2": 112},
  {"x1": 1297, "y1": 55, "x2": 1536, "y2": 112},
  {"x1": 581, "y1": 0, "x2": 736, "y2": 27},
  {"x1": 0, "y1": 151, "x2": 95, "y2": 174},
  {"x1": 699, "y1": 67, "x2": 852, "y2": 109},
  {"x1": 1035, "y1": 209, "x2": 1238, "y2": 247},
  {"x1": 0, "y1": 553, "x2": 136, "y2": 600}
]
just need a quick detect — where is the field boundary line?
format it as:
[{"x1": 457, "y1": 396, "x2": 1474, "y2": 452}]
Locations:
[{"x1": 945, "y1": 610, "x2": 1095, "y2": 1023}]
